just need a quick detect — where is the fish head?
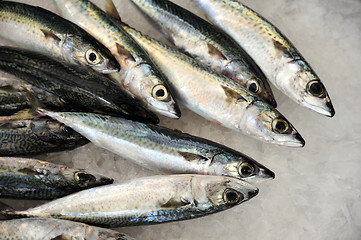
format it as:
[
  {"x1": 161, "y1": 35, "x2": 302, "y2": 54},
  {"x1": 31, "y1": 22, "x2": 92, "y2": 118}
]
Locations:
[
  {"x1": 128, "y1": 64, "x2": 181, "y2": 119},
  {"x1": 217, "y1": 152, "x2": 275, "y2": 182},
  {"x1": 239, "y1": 100, "x2": 305, "y2": 147},
  {"x1": 275, "y1": 59, "x2": 335, "y2": 117},
  {"x1": 72, "y1": 170, "x2": 114, "y2": 188},
  {"x1": 58, "y1": 168, "x2": 114, "y2": 189},
  {"x1": 224, "y1": 60, "x2": 277, "y2": 107},
  {"x1": 192, "y1": 176, "x2": 258, "y2": 209},
  {"x1": 62, "y1": 35, "x2": 120, "y2": 74}
]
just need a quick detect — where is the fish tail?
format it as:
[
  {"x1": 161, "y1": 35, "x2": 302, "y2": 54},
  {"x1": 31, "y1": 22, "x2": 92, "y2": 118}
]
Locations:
[{"x1": 0, "y1": 209, "x2": 22, "y2": 220}]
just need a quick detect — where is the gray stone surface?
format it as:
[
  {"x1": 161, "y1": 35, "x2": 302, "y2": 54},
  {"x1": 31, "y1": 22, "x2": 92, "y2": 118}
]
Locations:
[{"x1": 1, "y1": 0, "x2": 360, "y2": 239}]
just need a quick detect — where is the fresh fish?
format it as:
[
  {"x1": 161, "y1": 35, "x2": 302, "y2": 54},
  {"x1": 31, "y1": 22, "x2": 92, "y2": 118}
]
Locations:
[
  {"x1": 0, "y1": 77, "x2": 77, "y2": 117},
  {"x1": 0, "y1": 46, "x2": 159, "y2": 124},
  {"x1": 41, "y1": 110, "x2": 275, "y2": 183},
  {"x1": 128, "y1": 0, "x2": 276, "y2": 107},
  {"x1": 0, "y1": 157, "x2": 113, "y2": 200},
  {"x1": 192, "y1": 0, "x2": 335, "y2": 117},
  {"x1": 0, "y1": 1, "x2": 120, "y2": 74},
  {"x1": 0, "y1": 78, "x2": 30, "y2": 116},
  {"x1": 117, "y1": 23, "x2": 304, "y2": 147},
  {"x1": 54, "y1": 0, "x2": 181, "y2": 119},
  {"x1": 0, "y1": 218, "x2": 134, "y2": 240},
  {"x1": 3, "y1": 174, "x2": 259, "y2": 227},
  {"x1": 0, "y1": 118, "x2": 89, "y2": 156}
]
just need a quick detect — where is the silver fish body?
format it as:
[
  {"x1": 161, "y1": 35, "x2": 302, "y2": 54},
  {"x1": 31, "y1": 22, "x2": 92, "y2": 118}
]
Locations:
[
  {"x1": 118, "y1": 24, "x2": 304, "y2": 147},
  {"x1": 130, "y1": 0, "x2": 276, "y2": 107},
  {"x1": 41, "y1": 110, "x2": 275, "y2": 183},
  {"x1": 0, "y1": 1, "x2": 120, "y2": 74},
  {"x1": 4, "y1": 174, "x2": 259, "y2": 227},
  {"x1": 54, "y1": 0, "x2": 180, "y2": 119},
  {"x1": 0, "y1": 218, "x2": 134, "y2": 240},
  {"x1": 0, "y1": 157, "x2": 113, "y2": 200},
  {"x1": 193, "y1": 0, "x2": 335, "y2": 117}
]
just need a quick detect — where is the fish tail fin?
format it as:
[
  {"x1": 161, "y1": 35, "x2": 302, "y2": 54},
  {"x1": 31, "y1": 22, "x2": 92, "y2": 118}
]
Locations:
[
  {"x1": 0, "y1": 209, "x2": 25, "y2": 220},
  {"x1": 0, "y1": 108, "x2": 39, "y2": 121}
]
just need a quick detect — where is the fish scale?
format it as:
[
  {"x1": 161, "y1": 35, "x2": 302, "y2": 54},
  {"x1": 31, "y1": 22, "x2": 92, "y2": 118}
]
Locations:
[
  {"x1": 192, "y1": 0, "x2": 335, "y2": 117},
  {"x1": 0, "y1": 119, "x2": 89, "y2": 156},
  {"x1": 0, "y1": 218, "x2": 134, "y2": 239},
  {"x1": 42, "y1": 110, "x2": 275, "y2": 183},
  {"x1": 0, "y1": 46, "x2": 159, "y2": 123},
  {"x1": 54, "y1": 0, "x2": 181, "y2": 119},
  {"x1": 130, "y1": 0, "x2": 276, "y2": 107},
  {"x1": 0, "y1": 157, "x2": 114, "y2": 200},
  {"x1": 3, "y1": 174, "x2": 258, "y2": 227},
  {"x1": 117, "y1": 23, "x2": 305, "y2": 146},
  {"x1": 0, "y1": 1, "x2": 120, "y2": 74}
]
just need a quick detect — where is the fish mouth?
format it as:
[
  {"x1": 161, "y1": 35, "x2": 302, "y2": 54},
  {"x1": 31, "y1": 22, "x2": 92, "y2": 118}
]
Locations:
[
  {"x1": 99, "y1": 59, "x2": 121, "y2": 74},
  {"x1": 267, "y1": 97, "x2": 277, "y2": 108},
  {"x1": 100, "y1": 68, "x2": 120, "y2": 74},
  {"x1": 246, "y1": 168, "x2": 275, "y2": 183},
  {"x1": 302, "y1": 96, "x2": 335, "y2": 117},
  {"x1": 100, "y1": 177, "x2": 114, "y2": 185},
  {"x1": 248, "y1": 188, "x2": 259, "y2": 199},
  {"x1": 326, "y1": 100, "x2": 335, "y2": 117},
  {"x1": 155, "y1": 102, "x2": 182, "y2": 119},
  {"x1": 274, "y1": 132, "x2": 305, "y2": 148},
  {"x1": 262, "y1": 167, "x2": 275, "y2": 180}
]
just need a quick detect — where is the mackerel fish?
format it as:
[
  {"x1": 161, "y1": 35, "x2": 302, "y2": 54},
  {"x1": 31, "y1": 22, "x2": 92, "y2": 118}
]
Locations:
[
  {"x1": 117, "y1": 23, "x2": 304, "y2": 147},
  {"x1": 0, "y1": 157, "x2": 113, "y2": 200},
  {"x1": 3, "y1": 174, "x2": 259, "y2": 227},
  {"x1": 0, "y1": 77, "x2": 77, "y2": 117},
  {"x1": 0, "y1": 1, "x2": 120, "y2": 74},
  {"x1": 0, "y1": 46, "x2": 159, "y2": 124},
  {"x1": 129, "y1": 0, "x2": 276, "y2": 107},
  {"x1": 0, "y1": 218, "x2": 134, "y2": 240},
  {"x1": 0, "y1": 118, "x2": 89, "y2": 156},
  {"x1": 41, "y1": 110, "x2": 275, "y2": 183},
  {"x1": 54, "y1": 0, "x2": 181, "y2": 119},
  {"x1": 193, "y1": 0, "x2": 335, "y2": 117}
]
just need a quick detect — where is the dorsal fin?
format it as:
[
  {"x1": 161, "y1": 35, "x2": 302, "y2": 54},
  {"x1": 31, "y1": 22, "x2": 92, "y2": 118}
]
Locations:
[
  {"x1": 207, "y1": 43, "x2": 227, "y2": 60},
  {"x1": 105, "y1": 0, "x2": 122, "y2": 21}
]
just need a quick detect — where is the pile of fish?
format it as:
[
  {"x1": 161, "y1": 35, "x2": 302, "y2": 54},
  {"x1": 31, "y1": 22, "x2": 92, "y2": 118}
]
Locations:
[{"x1": 0, "y1": 0, "x2": 334, "y2": 239}]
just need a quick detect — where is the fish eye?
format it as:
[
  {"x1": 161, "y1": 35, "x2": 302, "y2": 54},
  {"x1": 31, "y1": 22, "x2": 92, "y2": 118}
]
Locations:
[
  {"x1": 152, "y1": 84, "x2": 169, "y2": 101},
  {"x1": 272, "y1": 118, "x2": 290, "y2": 134},
  {"x1": 246, "y1": 80, "x2": 260, "y2": 93},
  {"x1": 307, "y1": 80, "x2": 326, "y2": 98},
  {"x1": 85, "y1": 49, "x2": 101, "y2": 65},
  {"x1": 74, "y1": 171, "x2": 96, "y2": 186},
  {"x1": 238, "y1": 162, "x2": 255, "y2": 178},
  {"x1": 223, "y1": 189, "x2": 242, "y2": 205}
]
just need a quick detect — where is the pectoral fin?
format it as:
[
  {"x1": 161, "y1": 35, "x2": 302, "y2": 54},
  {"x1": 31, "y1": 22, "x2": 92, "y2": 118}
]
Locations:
[
  {"x1": 178, "y1": 151, "x2": 208, "y2": 162},
  {"x1": 116, "y1": 43, "x2": 135, "y2": 62},
  {"x1": 40, "y1": 29, "x2": 61, "y2": 44},
  {"x1": 221, "y1": 86, "x2": 246, "y2": 103},
  {"x1": 207, "y1": 43, "x2": 227, "y2": 60}
]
